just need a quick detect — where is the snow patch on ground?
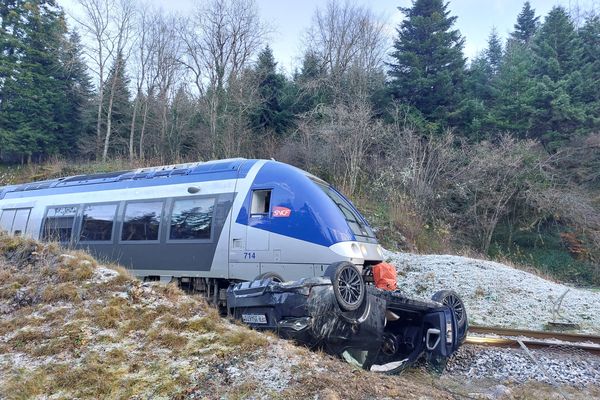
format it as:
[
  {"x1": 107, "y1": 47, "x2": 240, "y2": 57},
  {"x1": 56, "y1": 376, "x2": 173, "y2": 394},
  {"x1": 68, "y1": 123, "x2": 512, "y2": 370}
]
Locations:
[{"x1": 385, "y1": 251, "x2": 600, "y2": 333}]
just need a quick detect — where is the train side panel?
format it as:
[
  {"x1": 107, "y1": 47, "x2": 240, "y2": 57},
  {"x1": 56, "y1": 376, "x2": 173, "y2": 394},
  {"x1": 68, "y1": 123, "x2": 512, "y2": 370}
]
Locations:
[{"x1": 0, "y1": 179, "x2": 239, "y2": 278}]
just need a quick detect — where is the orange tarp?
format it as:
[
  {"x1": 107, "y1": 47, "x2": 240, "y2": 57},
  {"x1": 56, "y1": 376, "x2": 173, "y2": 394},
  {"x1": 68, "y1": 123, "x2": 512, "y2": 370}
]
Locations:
[{"x1": 372, "y1": 262, "x2": 397, "y2": 291}]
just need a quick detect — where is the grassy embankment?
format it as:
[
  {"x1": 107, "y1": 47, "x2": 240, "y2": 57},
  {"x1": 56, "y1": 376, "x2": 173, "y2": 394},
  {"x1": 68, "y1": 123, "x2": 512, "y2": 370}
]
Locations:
[
  {"x1": 0, "y1": 230, "x2": 596, "y2": 398},
  {"x1": 0, "y1": 233, "x2": 464, "y2": 399}
]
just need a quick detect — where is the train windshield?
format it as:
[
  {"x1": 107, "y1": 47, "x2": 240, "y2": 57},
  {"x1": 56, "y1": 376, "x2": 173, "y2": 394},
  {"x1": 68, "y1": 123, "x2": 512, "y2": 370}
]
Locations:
[{"x1": 316, "y1": 183, "x2": 377, "y2": 243}]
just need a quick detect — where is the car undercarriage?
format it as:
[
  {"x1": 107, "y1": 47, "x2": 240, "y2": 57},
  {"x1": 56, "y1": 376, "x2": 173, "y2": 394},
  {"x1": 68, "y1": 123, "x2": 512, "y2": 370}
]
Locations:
[{"x1": 227, "y1": 262, "x2": 468, "y2": 373}]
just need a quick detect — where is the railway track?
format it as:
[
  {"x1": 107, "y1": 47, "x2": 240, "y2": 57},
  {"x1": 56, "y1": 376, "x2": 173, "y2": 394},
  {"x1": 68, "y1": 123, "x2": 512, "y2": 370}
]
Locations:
[{"x1": 465, "y1": 325, "x2": 600, "y2": 355}]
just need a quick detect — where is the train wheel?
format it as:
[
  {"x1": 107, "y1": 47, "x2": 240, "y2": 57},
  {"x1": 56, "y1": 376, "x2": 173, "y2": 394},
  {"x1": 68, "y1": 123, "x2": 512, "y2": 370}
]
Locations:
[{"x1": 255, "y1": 272, "x2": 284, "y2": 283}]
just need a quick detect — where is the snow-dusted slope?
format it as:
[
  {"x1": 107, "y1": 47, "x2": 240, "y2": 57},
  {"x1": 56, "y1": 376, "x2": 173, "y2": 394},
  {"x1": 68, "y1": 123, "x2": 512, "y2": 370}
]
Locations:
[{"x1": 385, "y1": 251, "x2": 600, "y2": 333}]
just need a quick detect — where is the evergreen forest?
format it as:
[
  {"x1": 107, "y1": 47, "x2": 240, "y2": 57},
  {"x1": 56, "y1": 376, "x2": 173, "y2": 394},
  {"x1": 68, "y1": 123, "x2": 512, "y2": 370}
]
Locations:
[{"x1": 1, "y1": 0, "x2": 599, "y2": 285}]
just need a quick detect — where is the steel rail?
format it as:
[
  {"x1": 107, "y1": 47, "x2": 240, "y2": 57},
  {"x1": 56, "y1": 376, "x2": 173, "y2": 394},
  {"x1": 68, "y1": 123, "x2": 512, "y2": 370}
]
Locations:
[{"x1": 465, "y1": 325, "x2": 600, "y2": 355}]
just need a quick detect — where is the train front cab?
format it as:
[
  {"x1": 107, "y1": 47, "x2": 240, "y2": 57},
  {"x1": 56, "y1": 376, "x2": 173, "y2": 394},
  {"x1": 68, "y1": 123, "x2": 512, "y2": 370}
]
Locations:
[{"x1": 228, "y1": 161, "x2": 383, "y2": 282}]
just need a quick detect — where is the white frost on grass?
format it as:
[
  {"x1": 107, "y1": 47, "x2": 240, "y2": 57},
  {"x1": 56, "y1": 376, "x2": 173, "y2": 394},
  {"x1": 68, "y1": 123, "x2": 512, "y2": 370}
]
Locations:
[
  {"x1": 226, "y1": 341, "x2": 303, "y2": 393},
  {"x1": 91, "y1": 266, "x2": 119, "y2": 283},
  {"x1": 385, "y1": 251, "x2": 600, "y2": 333}
]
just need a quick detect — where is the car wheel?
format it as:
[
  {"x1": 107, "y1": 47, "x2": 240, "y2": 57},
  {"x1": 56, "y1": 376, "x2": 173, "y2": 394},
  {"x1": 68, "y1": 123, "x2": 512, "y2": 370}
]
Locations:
[
  {"x1": 326, "y1": 261, "x2": 365, "y2": 312},
  {"x1": 255, "y1": 272, "x2": 284, "y2": 283},
  {"x1": 431, "y1": 290, "x2": 468, "y2": 342}
]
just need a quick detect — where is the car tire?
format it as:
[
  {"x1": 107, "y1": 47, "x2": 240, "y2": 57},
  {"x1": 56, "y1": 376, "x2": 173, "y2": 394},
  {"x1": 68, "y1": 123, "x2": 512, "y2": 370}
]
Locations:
[
  {"x1": 431, "y1": 290, "x2": 468, "y2": 342},
  {"x1": 326, "y1": 261, "x2": 365, "y2": 312},
  {"x1": 255, "y1": 272, "x2": 284, "y2": 283}
]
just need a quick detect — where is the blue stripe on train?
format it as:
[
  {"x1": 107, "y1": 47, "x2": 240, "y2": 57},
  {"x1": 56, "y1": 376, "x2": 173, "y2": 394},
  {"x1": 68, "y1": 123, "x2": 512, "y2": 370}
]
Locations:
[{"x1": 235, "y1": 161, "x2": 355, "y2": 247}]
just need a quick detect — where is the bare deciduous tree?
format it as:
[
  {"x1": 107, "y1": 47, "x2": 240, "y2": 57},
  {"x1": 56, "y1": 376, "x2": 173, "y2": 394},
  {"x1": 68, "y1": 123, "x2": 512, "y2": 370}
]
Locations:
[
  {"x1": 72, "y1": 0, "x2": 114, "y2": 157},
  {"x1": 179, "y1": 0, "x2": 267, "y2": 157},
  {"x1": 102, "y1": 0, "x2": 135, "y2": 162},
  {"x1": 298, "y1": 96, "x2": 383, "y2": 195},
  {"x1": 128, "y1": 3, "x2": 155, "y2": 161},
  {"x1": 305, "y1": 0, "x2": 388, "y2": 89},
  {"x1": 150, "y1": 14, "x2": 183, "y2": 159}
]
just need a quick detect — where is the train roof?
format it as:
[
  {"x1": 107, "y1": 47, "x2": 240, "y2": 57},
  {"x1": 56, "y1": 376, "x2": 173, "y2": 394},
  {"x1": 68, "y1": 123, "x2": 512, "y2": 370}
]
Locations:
[{"x1": 0, "y1": 158, "x2": 256, "y2": 200}]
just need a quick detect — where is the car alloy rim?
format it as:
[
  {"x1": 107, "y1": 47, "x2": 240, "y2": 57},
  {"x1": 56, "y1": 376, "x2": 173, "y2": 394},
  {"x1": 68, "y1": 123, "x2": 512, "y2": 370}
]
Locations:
[
  {"x1": 338, "y1": 266, "x2": 363, "y2": 306},
  {"x1": 381, "y1": 333, "x2": 399, "y2": 356},
  {"x1": 443, "y1": 294, "x2": 465, "y2": 325}
]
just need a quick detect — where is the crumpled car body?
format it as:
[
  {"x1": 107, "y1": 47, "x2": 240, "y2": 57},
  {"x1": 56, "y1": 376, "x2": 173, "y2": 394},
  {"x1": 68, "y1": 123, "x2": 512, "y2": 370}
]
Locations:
[{"x1": 227, "y1": 276, "x2": 468, "y2": 373}]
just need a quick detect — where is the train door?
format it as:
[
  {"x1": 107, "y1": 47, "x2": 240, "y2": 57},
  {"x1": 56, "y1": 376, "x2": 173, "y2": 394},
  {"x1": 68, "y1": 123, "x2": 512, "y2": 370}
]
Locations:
[
  {"x1": 246, "y1": 189, "x2": 271, "y2": 251},
  {"x1": 228, "y1": 188, "x2": 272, "y2": 281}
]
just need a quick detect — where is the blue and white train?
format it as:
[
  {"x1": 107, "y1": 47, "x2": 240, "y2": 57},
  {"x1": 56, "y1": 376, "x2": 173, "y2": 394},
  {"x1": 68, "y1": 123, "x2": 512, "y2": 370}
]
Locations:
[{"x1": 0, "y1": 159, "x2": 383, "y2": 295}]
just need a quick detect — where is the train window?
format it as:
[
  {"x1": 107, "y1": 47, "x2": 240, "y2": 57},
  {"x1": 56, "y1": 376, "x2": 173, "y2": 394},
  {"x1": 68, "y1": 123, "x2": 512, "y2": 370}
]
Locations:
[
  {"x1": 42, "y1": 206, "x2": 78, "y2": 242},
  {"x1": 251, "y1": 190, "x2": 271, "y2": 216},
  {"x1": 79, "y1": 204, "x2": 117, "y2": 242},
  {"x1": 169, "y1": 198, "x2": 214, "y2": 240},
  {"x1": 11, "y1": 209, "x2": 31, "y2": 236},
  {"x1": 0, "y1": 210, "x2": 16, "y2": 232},
  {"x1": 121, "y1": 201, "x2": 162, "y2": 241},
  {"x1": 315, "y1": 183, "x2": 377, "y2": 242}
]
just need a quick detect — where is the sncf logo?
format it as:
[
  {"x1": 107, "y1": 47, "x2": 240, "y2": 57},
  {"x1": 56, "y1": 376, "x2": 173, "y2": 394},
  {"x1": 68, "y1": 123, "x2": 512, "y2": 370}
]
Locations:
[{"x1": 272, "y1": 206, "x2": 291, "y2": 218}]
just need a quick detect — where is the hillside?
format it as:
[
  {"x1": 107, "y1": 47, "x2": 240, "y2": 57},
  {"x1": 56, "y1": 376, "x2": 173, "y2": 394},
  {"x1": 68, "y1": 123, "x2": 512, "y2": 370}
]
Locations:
[
  {"x1": 1, "y1": 234, "x2": 599, "y2": 399},
  {"x1": 0, "y1": 233, "x2": 454, "y2": 400},
  {"x1": 387, "y1": 251, "x2": 600, "y2": 334}
]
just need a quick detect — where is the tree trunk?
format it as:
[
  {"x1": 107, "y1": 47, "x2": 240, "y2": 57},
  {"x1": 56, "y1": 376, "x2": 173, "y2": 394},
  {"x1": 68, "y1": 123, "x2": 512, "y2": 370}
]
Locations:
[
  {"x1": 102, "y1": 59, "x2": 122, "y2": 162},
  {"x1": 129, "y1": 93, "x2": 139, "y2": 161},
  {"x1": 96, "y1": 86, "x2": 104, "y2": 159},
  {"x1": 139, "y1": 98, "x2": 149, "y2": 161},
  {"x1": 209, "y1": 94, "x2": 219, "y2": 158}
]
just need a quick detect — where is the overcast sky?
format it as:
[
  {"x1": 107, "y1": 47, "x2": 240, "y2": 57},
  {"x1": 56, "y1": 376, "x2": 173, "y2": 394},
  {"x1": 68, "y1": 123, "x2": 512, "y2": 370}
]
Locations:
[{"x1": 59, "y1": 0, "x2": 598, "y2": 74}]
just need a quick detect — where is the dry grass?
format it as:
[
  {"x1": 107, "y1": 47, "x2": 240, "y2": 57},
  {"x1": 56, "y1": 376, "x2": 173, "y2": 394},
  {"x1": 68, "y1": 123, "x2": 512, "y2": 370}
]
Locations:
[
  {"x1": 41, "y1": 282, "x2": 80, "y2": 303},
  {"x1": 9, "y1": 328, "x2": 48, "y2": 349},
  {"x1": 229, "y1": 380, "x2": 260, "y2": 400},
  {"x1": 0, "y1": 281, "x2": 20, "y2": 299},
  {"x1": 56, "y1": 256, "x2": 95, "y2": 282},
  {"x1": 119, "y1": 308, "x2": 159, "y2": 334},
  {"x1": 220, "y1": 329, "x2": 269, "y2": 353},
  {"x1": 281, "y1": 359, "x2": 452, "y2": 400},
  {"x1": 1, "y1": 368, "x2": 47, "y2": 400},
  {"x1": 92, "y1": 303, "x2": 131, "y2": 329},
  {"x1": 146, "y1": 329, "x2": 189, "y2": 350},
  {"x1": 0, "y1": 269, "x2": 11, "y2": 284}
]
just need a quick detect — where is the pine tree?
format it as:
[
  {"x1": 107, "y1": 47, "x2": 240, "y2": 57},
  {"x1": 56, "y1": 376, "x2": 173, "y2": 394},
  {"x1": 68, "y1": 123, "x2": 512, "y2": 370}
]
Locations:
[
  {"x1": 388, "y1": 0, "x2": 466, "y2": 127},
  {"x1": 491, "y1": 40, "x2": 535, "y2": 137},
  {"x1": 0, "y1": 0, "x2": 70, "y2": 162},
  {"x1": 578, "y1": 16, "x2": 600, "y2": 132},
  {"x1": 528, "y1": 7, "x2": 585, "y2": 150},
  {"x1": 58, "y1": 30, "x2": 94, "y2": 154},
  {"x1": 459, "y1": 54, "x2": 495, "y2": 138},
  {"x1": 511, "y1": 1, "x2": 539, "y2": 44},
  {"x1": 250, "y1": 46, "x2": 293, "y2": 135},
  {"x1": 532, "y1": 7, "x2": 581, "y2": 81},
  {"x1": 296, "y1": 51, "x2": 325, "y2": 84},
  {"x1": 292, "y1": 51, "x2": 331, "y2": 114},
  {"x1": 486, "y1": 28, "x2": 503, "y2": 75}
]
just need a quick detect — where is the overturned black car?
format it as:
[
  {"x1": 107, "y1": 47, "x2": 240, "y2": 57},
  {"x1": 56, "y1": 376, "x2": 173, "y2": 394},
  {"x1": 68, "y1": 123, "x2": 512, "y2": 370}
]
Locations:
[{"x1": 227, "y1": 262, "x2": 468, "y2": 373}]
